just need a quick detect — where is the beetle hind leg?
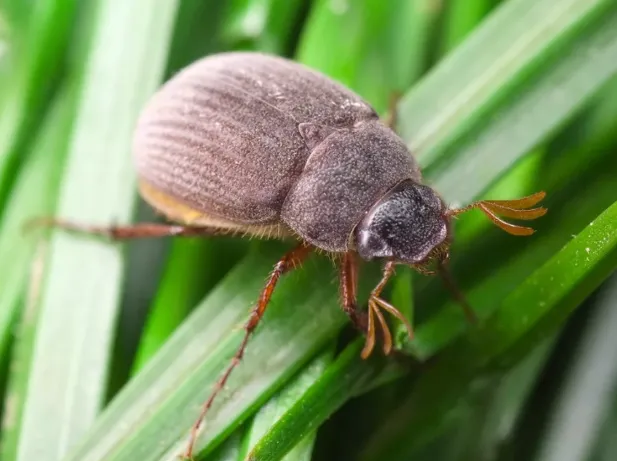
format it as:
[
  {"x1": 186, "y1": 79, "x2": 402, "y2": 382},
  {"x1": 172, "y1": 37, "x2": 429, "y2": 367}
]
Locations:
[
  {"x1": 24, "y1": 217, "x2": 224, "y2": 240},
  {"x1": 183, "y1": 243, "x2": 312, "y2": 459}
]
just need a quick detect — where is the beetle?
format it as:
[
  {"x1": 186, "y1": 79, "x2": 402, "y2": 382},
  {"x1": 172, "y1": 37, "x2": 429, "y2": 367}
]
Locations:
[{"x1": 37, "y1": 52, "x2": 546, "y2": 459}]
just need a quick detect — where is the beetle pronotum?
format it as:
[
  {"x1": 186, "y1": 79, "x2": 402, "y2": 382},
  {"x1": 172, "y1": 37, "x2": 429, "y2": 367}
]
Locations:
[{"x1": 36, "y1": 52, "x2": 546, "y2": 459}]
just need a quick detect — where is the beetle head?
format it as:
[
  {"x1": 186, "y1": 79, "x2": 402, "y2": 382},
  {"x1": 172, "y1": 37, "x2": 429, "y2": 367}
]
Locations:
[{"x1": 355, "y1": 180, "x2": 450, "y2": 267}]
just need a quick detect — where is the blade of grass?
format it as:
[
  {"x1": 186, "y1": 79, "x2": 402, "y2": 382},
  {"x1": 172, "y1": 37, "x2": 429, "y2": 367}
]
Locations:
[
  {"x1": 531, "y1": 275, "x2": 617, "y2": 461},
  {"x1": 0, "y1": 86, "x2": 78, "y2": 458},
  {"x1": 0, "y1": 83, "x2": 80, "y2": 448},
  {"x1": 0, "y1": 82, "x2": 77, "y2": 371},
  {"x1": 0, "y1": 0, "x2": 78, "y2": 210},
  {"x1": 246, "y1": 340, "x2": 405, "y2": 461},
  {"x1": 0, "y1": 241, "x2": 49, "y2": 459},
  {"x1": 440, "y1": 0, "x2": 496, "y2": 54},
  {"x1": 14, "y1": 1, "x2": 179, "y2": 459},
  {"x1": 240, "y1": 347, "x2": 335, "y2": 461}
]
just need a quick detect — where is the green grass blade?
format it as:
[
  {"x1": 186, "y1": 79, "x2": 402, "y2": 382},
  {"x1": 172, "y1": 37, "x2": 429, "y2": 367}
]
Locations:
[
  {"x1": 440, "y1": 0, "x2": 496, "y2": 53},
  {"x1": 246, "y1": 340, "x2": 405, "y2": 461},
  {"x1": 222, "y1": 0, "x2": 307, "y2": 54},
  {"x1": 241, "y1": 348, "x2": 335, "y2": 461},
  {"x1": 13, "y1": 1, "x2": 179, "y2": 459},
  {"x1": 0, "y1": 82, "x2": 76, "y2": 367},
  {"x1": 532, "y1": 278, "x2": 617, "y2": 461},
  {"x1": 0, "y1": 83, "x2": 78, "y2": 460},
  {"x1": 0, "y1": 0, "x2": 78, "y2": 209}
]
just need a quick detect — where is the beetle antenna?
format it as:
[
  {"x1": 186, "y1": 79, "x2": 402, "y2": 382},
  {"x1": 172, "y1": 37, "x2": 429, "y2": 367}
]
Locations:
[
  {"x1": 447, "y1": 191, "x2": 547, "y2": 236},
  {"x1": 436, "y1": 259, "x2": 477, "y2": 324}
]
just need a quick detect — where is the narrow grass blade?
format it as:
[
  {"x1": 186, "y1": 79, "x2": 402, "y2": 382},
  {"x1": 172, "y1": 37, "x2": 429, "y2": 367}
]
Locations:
[
  {"x1": 246, "y1": 340, "x2": 405, "y2": 461},
  {"x1": 440, "y1": 0, "x2": 496, "y2": 54},
  {"x1": 0, "y1": 83, "x2": 77, "y2": 367},
  {"x1": 14, "y1": 1, "x2": 179, "y2": 459},
  {"x1": 0, "y1": 0, "x2": 78, "y2": 208},
  {"x1": 0, "y1": 85, "x2": 77, "y2": 458},
  {"x1": 241, "y1": 348, "x2": 335, "y2": 461},
  {"x1": 222, "y1": 0, "x2": 307, "y2": 54},
  {"x1": 0, "y1": 241, "x2": 49, "y2": 460},
  {"x1": 532, "y1": 276, "x2": 617, "y2": 461}
]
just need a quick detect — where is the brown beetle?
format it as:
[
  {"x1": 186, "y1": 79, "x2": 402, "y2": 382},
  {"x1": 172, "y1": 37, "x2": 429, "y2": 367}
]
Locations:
[{"x1": 38, "y1": 52, "x2": 546, "y2": 459}]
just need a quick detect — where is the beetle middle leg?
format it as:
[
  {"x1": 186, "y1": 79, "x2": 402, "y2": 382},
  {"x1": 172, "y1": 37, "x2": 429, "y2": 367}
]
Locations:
[{"x1": 183, "y1": 243, "x2": 312, "y2": 460}]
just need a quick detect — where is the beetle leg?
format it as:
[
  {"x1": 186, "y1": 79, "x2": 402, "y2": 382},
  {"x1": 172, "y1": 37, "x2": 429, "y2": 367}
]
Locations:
[
  {"x1": 382, "y1": 91, "x2": 403, "y2": 130},
  {"x1": 183, "y1": 243, "x2": 312, "y2": 460},
  {"x1": 345, "y1": 259, "x2": 414, "y2": 360},
  {"x1": 436, "y1": 260, "x2": 478, "y2": 324},
  {"x1": 369, "y1": 262, "x2": 414, "y2": 349},
  {"x1": 25, "y1": 217, "x2": 224, "y2": 240}
]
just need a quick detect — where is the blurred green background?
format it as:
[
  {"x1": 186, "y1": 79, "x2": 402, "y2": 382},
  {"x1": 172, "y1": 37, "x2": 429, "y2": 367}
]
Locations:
[{"x1": 0, "y1": 0, "x2": 617, "y2": 460}]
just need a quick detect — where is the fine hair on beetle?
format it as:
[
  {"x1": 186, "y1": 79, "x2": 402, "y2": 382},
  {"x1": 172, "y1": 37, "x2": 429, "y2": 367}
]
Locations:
[{"x1": 30, "y1": 52, "x2": 547, "y2": 459}]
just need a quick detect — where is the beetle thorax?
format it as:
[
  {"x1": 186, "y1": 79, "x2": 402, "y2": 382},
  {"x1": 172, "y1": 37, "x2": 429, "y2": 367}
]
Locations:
[{"x1": 280, "y1": 120, "x2": 422, "y2": 252}]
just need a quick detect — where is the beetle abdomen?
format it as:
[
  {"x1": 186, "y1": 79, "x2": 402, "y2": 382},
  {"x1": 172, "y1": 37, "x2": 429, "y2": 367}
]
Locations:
[{"x1": 133, "y1": 52, "x2": 378, "y2": 225}]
